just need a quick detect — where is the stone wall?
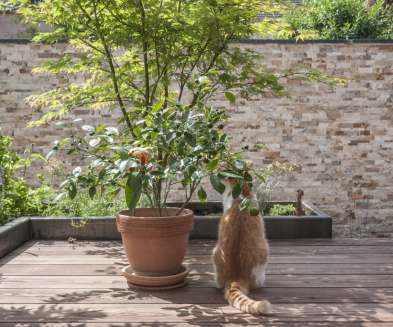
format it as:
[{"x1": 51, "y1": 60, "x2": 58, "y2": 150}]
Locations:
[{"x1": 1, "y1": 40, "x2": 393, "y2": 237}]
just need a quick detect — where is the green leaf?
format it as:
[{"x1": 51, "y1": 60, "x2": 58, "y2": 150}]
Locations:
[
  {"x1": 166, "y1": 132, "x2": 177, "y2": 144},
  {"x1": 232, "y1": 183, "x2": 241, "y2": 199},
  {"x1": 191, "y1": 169, "x2": 208, "y2": 181},
  {"x1": 119, "y1": 148, "x2": 129, "y2": 160},
  {"x1": 82, "y1": 125, "x2": 95, "y2": 133},
  {"x1": 182, "y1": 111, "x2": 192, "y2": 121},
  {"x1": 58, "y1": 138, "x2": 70, "y2": 149},
  {"x1": 239, "y1": 196, "x2": 251, "y2": 211},
  {"x1": 109, "y1": 187, "x2": 122, "y2": 200},
  {"x1": 232, "y1": 159, "x2": 245, "y2": 170},
  {"x1": 191, "y1": 145, "x2": 204, "y2": 154},
  {"x1": 125, "y1": 172, "x2": 142, "y2": 210},
  {"x1": 166, "y1": 173, "x2": 178, "y2": 181},
  {"x1": 259, "y1": 169, "x2": 275, "y2": 177},
  {"x1": 105, "y1": 126, "x2": 119, "y2": 136},
  {"x1": 153, "y1": 101, "x2": 164, "y2": 112},
  {"x1": 55, "y1": 121, "x2": 68, "y2": 127},
  {"x1": 46, "y1": 150, "x2": 57, "y2": 160},
  {"x1": 254, "y1": 144, "x2": 269, "y2": 151},
  {"x1": 89, "y1": 139, "x2": 100, "y2": 147},
  {"x1": 206, "y1": 70, "x2": 218, "y2": 75},
  {"x1": 149, "y1": 170, "x2": 166, "y2": 177},
  {"x1": 206, "y1": 159, "x2": 219, "y2": 171},
  {"x1": 52, "y1": 192, "x2": 66, "y2": 203},
  {"x1": 210, "y1": 175, "x2": 226, "y2": 195},
  {"x1": 225, "y1": 91, "x2": 236, "y2": 103},
  {"x1": 244, "y1": 172, "x2": 253, "y2": 182},
  {"x1": 68, "y1": 188, "x2": 77, "y2": 200},
  {"x1": 185, "y1": 165, "x2": 197, "y2": 183},
  {"x1": 88, "y1": 186, "x2": 96, "y2": 199},
  {"x1": 90, "y1": 159, "x2": 103, "y2": 168},
  {"x1": 73, "y1": 166, "x2": 82, "y2": 175},
  {"x1": 255, "y1": 173, "x2": 266, "y2": 183},
  {"x1": 219, "y1": 170, "x2": 244, "y2": 179},
  {"x1": 184, "y1": 132, "x2": 196, "y2": 147},
  {"x1": 198, "y1": 186, "x2": 207, "y2": 203},
  {"x1": 31, "y1": 153, "x2": 47, "y2": 162},
  {"x1": 134, "y1": 127, "x2": 141, "y2": 136},
  {"x1": 96, "y1": 124, "x2": 107, "y2": 134},
  {"x1": 178, "y1": 139, "x2": 186, "y2": 156},
  {"x1": 220, "y1": 134, "x2": 228, "y2": 143},
  {"x1": 98, "y1": 168, "x2": 106, "y2": 180},
  {"x1": 119, "y1": 159, "x2": 138, "y2": 173}
]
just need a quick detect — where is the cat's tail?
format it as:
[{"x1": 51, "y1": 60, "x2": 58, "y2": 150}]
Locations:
[{"x1": 224, "y1": 281, "x2": 271, "y2": 315}]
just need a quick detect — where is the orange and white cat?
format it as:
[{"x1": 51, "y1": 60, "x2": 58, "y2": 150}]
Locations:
[{"x1": 213, "y1": 177, "x2": 270, "y2": 315}]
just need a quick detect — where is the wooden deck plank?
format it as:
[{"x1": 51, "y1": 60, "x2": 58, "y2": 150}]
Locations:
[
  {"x1": 1, "y1": 274, "x2": 392, "y2": 288},
  {"x1": 1, "y1": 287, "x2": 393, "y2": 304},
  {"x1": 12, "y1": 243, "x2": 393, "y2": 255},
  {"x1": 1, "y1": 238, "x2": 393, "y2": 325},
  {"x1": 20, "y1": 238, "x2": 393, "y2": 247},
  {"x1": 0, "y1": 323, "x2": 389, "y2": 327},
  {"x1": 2, "y1": 263, "x2": 393, "y2": 275},
  {"x1": 0, "y1": 303, "x2": 393, "y2": 323},
  {"x1": 2, "y1": 253, "x2": 392, "y2": 264}
]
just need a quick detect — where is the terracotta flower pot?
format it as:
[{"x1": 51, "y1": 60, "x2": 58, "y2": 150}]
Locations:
[{"x1": 116, "y1": 207, "x2": 194, "y2": 277}]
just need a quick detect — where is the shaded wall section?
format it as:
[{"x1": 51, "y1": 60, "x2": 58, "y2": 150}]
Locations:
[{"x1": 0, "y1": 40, "x2": 393, "y2": 237}]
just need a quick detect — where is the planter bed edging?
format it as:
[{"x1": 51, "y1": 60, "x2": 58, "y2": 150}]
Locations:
[
  {"x1": 0, "y1": 200, "x2": 332, "y2": 259},
  {"x1": 0, "y1": 217, "x2": 31, "y2": 259}
]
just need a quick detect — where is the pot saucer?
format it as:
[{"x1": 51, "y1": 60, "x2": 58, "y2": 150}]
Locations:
[
  {"x1": 122, "y1": 265, "x2": 190, "y2": 287},
  {"x1": 127, "y1": 278, "x2": 189, "y2": 291}
]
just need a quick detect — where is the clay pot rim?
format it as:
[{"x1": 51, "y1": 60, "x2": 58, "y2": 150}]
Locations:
[{"x1": 117, "y1": 207, "x2": 194, "y2": 219}]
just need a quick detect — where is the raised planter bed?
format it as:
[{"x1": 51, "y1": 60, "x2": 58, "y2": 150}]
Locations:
[
  {"x1": 169, "y1": 200, "x2": 332, "y2": 239},
  {"x1": 0, "y1": 200, "x2": 331, "y2": 259}
]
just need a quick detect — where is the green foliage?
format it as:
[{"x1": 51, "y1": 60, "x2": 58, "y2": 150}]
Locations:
[
  {"x1": 279, "y1": 0, "x2": 393, "y2": 40},
  {"x1": 0, "y1": 127, "x2": 43, "y2": 226},
  {"x1": 49, "y1": 95, "x2": 271, "y2": 215},
  {"x1": 5, "y1": 0, "x2": 347, "y2": 216},
  {"x1": 254, "y1": 162, "x2": 298, "y2": 214},
  {"x1": 43, "y1": 188, "x2": 126, "y2": 218},
  {"x1": 268, "y1": 203, "x2": 296, "y2": 216}
]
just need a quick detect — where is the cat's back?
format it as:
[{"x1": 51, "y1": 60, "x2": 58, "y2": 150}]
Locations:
[{"x1": 217, "y1": 198, "x2": 269, "y2": 271}]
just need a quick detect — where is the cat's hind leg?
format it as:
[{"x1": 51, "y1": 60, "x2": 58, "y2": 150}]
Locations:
[
  {"x1": 212, "y1": 246, "x2": 226, "y2": 288},
  {"x1": 212, "y1": 246, "x2": 220, "y2": 287},
  {"x1": 251, "y1": 263, "x2": 267, "y2": 288}
]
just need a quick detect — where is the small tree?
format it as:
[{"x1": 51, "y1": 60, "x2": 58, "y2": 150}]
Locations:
[{"x1": 5, "y1": 0, "x2": 345, "y2": 215}]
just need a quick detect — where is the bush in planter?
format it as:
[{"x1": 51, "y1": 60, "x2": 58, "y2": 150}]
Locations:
[
  {"x1": 268, "y1": 204, "x2": 296, "y2": 216},
  {"x1": 254, "y1": 162, "x2": 299, "y2": 215}
]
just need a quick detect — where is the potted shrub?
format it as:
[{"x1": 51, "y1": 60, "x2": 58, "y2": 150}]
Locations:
[
  {"x1": 46, "y1": 87, "x2": 269, "y2": 286},
  {"x1": 12, "y1": 0, "x2": 344, "y2": 286}
]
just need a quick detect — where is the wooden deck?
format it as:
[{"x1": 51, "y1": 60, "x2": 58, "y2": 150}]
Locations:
[{"x1": 1, "y1": 238, "x2": 393, "y2": 326}]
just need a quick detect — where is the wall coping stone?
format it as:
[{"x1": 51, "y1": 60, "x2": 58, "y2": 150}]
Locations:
[{"x1": 2, "y1": 38, "x2": 393, "y2": 44}]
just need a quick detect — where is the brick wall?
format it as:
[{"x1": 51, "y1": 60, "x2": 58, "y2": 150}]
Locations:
[{"x1": 1, "y1": 40, "x2": 393, "y2": 237}]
